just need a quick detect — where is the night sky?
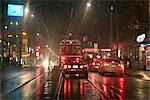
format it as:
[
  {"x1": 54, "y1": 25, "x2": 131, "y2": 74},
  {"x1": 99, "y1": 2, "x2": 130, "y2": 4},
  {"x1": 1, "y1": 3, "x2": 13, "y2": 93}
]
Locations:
[{"x1": 25, "y1": 0, "x2": 149, "y2": 54}]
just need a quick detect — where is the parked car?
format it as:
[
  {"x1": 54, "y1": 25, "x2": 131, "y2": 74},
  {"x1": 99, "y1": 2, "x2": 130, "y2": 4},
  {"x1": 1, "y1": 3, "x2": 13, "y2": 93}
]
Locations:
[{"x1": 98, "y1": 58, "x2": 125, "y2": 76}]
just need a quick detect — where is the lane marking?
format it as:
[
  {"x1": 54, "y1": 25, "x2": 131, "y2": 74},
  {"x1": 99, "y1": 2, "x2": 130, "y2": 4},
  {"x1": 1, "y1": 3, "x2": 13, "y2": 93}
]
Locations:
[
  {"x1": 1, "y1": 73, "x2": 45, "y2": 98},
  {"x1": 56, "y1": 74, "x2": 64, "y2": 100},
  {"x1": 87, "y1": 79, "x2": 110, "y2": 99}
]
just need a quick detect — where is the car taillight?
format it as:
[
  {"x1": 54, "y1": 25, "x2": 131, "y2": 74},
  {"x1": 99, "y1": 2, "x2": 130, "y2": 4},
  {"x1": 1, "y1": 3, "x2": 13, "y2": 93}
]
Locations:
[
  {"x1": 76, "y1": 58, "x2": 79, "y2": 61},
  {"x1": 62, "y1": 57, "x2": 66, "y2": 60},
  {"x1": 92, "y1": 62, "x2": 95, "y2": 65},
  {"x1": 64, "y1": 65, "x2": 67, "y2": 69},
  {"x1": 97, "y1": 63, "x2": 100, "y2": 66},
  {"x1": 118, "y1": 64, "x2": 124, "y2": 70},
  {"x1": 76, "y1": 60, "x2": 79, "y2": 63},
  {"x1": 104, "y1": 63, "x2": 109, "y2": 66},
  {"x1": 62, "y1": 57, "x2": 66, "y2": 63},
  {"x1": 68, "y1": 65, "x2": 71, "y2": 68}
]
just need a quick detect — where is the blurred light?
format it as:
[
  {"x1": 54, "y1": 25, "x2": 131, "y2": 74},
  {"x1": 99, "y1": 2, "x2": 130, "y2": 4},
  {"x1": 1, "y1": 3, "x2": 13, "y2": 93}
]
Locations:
[
  {"x1": 92, "y1": 62, "x2": 95, "y2": 65},
  {"x1": 43, "y1": 59, "x2": 49, "y2": 70},
  {"x1": 8, "y1": 34, "x2": 13, "y2": 38},
  {"x1": 101, "y1": 48, "x2": 111, "y2": 52},
  {"x1": 102, "y1": 84, "x2": 107, "y2": 94},
  {"x1": 62, "y1": 56, "x2": 66, "y2": 61},
  {"x1": 64, "y1": 65, "x2": 67, "y2": 69},
  {"x1": 80, "y1": 65, "x2": 83, "y2": 68},
  {"x1": 22, "y1": 32, "x2": 27, "y2": 35},
  {"x1": 140, "y1": 44, "x2": 145, "y2": 47},
  {"x1": 16, "y1": 35, "x2": 19, "y2": 37},
  {"x1": 110, "y1": 5, "x2": 114, "y2": 11},
  {"x1": 89, "y1": 54, "x2": 93, "y2": 58},
  {"x1": 46, "y1": 45, "x2": 48, "y2": 48},
  {"x1": 4, "y1": 25, "x2": 8, "y2": 29},
  {"x1": 31, "y1": 14, "x2": 35, "y2": 18},
  {"x1": 37, "y1": 32, "x2": 40, "y2": 36},
  {"x1": 97, "y1": 55, "x2": 101, "y2": 59},
  {"x1": 87, "y1": 2, "x2": 91, "y2": 7},
  {"x1": 136, "y1": 33, "x2": 146, "y2": 43},
  {"x1": 36, "y1": 51, "x2": 39, "y2": 56},
  {"x1": 38, "y1": 46, "x2": 40, "y2": 49},
  {"x1": 8, "y1": 42, "x2": 10, "y2": 46},
  {"x1": 0, "y1": 40, "x2": 2, "y2": 43},
  {"x1": 118, "y1": 49, "x2": 121, "y2": 58},
  {"x1": 10, "y1": 22, "x2": 13, "y2": 25},
  {"x1": 69, "y1": 33, "x2": 72, "y2": 36},
  {"x1": 68, "y1": 65, "x2": 71, "y2": 68},
  {"x1": 25, "y1": 7, "x2": 29, "y2": 15},
  {"x1": 16, "y1": 21, "x2": 19, "y2": 25}
]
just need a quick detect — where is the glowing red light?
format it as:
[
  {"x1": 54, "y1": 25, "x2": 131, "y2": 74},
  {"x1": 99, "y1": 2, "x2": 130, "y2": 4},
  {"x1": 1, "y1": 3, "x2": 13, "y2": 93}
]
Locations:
[
  {"x1": 62, "y1": 57, "x2": 66, "y2": 60},
  {"x1": 92, "y1": 62, "x2": 95, "y2": 65},
  {"x1": 64, "y1": 79, "x2": 71, "y2": 99}
]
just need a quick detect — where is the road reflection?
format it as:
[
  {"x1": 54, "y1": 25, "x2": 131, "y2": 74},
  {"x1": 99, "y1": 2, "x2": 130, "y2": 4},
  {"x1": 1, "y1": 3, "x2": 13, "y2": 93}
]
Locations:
[
  {"x1": 36, "y1": 67, "x2": 42, "y2": 100},
  {"x1": 62, "y1": 78, "x2": 101, "y2": 100},
  {"x1": 64, "y1": 79, "x2": 71, "y2": 99},
  {"x1": 63, "y1": 79, "x2": 86, "y2": 99},
  {"x1": 100, "y1": 76, "x2": 125, "y2": 100}
]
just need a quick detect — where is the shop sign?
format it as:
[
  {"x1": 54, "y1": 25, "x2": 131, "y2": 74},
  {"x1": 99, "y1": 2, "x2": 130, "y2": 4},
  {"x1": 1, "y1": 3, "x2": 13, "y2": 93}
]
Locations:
[
  {"x1": 136, "y1": 34, "x2": 146, "y2": 43},
  {"x1": 101, "y1": 48, "x2": 111, "y2": 52}
]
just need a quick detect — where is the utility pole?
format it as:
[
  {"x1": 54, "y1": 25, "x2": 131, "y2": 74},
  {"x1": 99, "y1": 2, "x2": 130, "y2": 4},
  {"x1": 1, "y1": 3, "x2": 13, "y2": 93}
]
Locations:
[
  {"x1": 149, "y1": 0, "x2": 150, "y2": 33},
  {"x1": 67, "y1": 3, "x2": 73, "y2": 34},
  {"x1": 116, "y1": 3, "x2": 119, "y2": 58},
  {"x1": 110, "y1": 4, "x2": 113, "y2": 49}
]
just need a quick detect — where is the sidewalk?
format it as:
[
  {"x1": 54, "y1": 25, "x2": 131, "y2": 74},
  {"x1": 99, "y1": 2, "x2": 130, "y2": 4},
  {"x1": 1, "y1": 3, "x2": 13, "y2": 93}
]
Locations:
[{"x1": 125, "y1": 68, "x2": 150, "y2": 81}]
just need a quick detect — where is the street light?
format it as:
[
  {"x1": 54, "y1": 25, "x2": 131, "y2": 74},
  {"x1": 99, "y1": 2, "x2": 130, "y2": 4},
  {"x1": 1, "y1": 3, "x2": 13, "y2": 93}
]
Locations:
[
  {"x1": 10, "y1": 22, "x2": 13, "y2": 25},
  {"x1": 4, "y1": 26, "x2": 8, "y2": 29},
  {"x1": 46, "y1": 45, "x2": 48, "y2": 48},
  {"x1": 36, "y1": 32, "x2": 40, "y2": 36},
  {"x1": 16, "y1": 21, "x2": 19, "y2": 25},
  {"x1": 25, "y1": 7, "x2": 29, "y2": 16},
  {"x1": 87, "y1": 2, "x2": 91, "y2": 7}
]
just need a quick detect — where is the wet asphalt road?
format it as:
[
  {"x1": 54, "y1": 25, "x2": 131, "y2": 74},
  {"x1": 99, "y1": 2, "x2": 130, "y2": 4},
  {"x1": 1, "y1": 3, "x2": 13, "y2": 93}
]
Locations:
[
  {"x1": 1, "y1": 66, "x2": 150, "y2": 100},
  {"x1": 58, "y1": 72, "x2": 150, "y2": 100}
]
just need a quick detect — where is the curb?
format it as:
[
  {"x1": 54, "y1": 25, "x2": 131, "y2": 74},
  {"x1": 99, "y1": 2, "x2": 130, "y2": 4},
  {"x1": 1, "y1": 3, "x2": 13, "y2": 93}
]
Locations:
[{"x1": 125, "y1": 73, "x2": 144, "y2": 79}]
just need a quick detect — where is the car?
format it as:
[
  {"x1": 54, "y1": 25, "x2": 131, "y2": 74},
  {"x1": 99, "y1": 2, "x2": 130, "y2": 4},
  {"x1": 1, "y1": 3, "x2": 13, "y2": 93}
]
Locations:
[
  {"x1": 89, "y1": 61, "x2": 100, "y2": 72},
  {"x1": 98, "y1": 58, "x2": 125, "y2": 76}
]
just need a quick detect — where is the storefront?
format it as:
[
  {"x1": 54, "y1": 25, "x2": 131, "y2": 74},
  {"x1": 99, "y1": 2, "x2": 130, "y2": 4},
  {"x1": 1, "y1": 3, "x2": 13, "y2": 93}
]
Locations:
[
  {"x1": 136, "y1": 32, "x2": 150, "y2": 70},
  {"x1": 145, "y1": 46, "x2": 150, "y2": 70}
]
